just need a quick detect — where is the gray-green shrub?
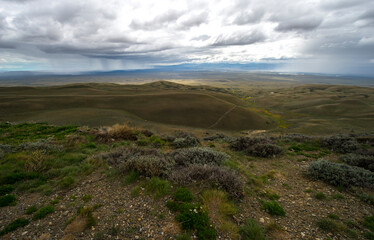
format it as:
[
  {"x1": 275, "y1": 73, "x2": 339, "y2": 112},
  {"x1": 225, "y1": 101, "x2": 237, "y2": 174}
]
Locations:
[
  {"x1": 169, "y1": 165, "x2": 243, "y2": 199},
  {"x1": 340, "y1": 154, "x2": 374, "y2": 172},
  {"x1": 319, "y1": 135, "x2": 360, "y2": 153},
  {"x1": 308, "y1": 159, "x2": 374, "y2": 188},
  {"x1": 172, "y1": 136, "x2": 201, "y2": 148},
  {"x1": 247, "y1": 143, "x2": 283, "y2": 158},
  {"x1": 168, "y1": 147, "x2": 229, "y2": 167},
  {"x1": 122, "y1": 155, "x2": 173, "y2": 177}
]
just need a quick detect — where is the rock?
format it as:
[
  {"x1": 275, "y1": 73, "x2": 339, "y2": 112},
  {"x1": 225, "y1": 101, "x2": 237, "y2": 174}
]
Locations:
[
  {"x1": 301, "y1": 232, "x2": 305, "y2": 237},
  {"x1": 259, "y1": 218, "x2": 265, "y2": 223}
]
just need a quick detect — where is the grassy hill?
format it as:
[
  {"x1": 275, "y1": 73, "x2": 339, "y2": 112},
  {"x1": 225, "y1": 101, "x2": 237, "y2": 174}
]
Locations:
[{"x1": 0, "y1": 81, "x2": 274, "y2": 131}]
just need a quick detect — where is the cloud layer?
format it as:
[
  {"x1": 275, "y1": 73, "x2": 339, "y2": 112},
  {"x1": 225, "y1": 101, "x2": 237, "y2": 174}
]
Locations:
[{"x1": 0, "y1": 0, "x2": 373, "y2": 75}]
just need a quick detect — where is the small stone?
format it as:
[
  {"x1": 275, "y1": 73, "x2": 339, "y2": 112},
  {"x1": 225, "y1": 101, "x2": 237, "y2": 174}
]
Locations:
[
  {"x1": 22, "y1": 231, "x2": 28, "y2": 236},
  {"x1": 259, "y1": 218, "x2": 265, "y2": 223},
  {"x1": 301, "y1": 232, "x2": 305, "y2": 237}
]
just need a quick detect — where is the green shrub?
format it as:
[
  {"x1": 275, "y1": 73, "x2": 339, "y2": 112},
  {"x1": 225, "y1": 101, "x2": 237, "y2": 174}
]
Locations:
[
  {"x1": 328, "y1": 214, "x2": 339, "y2": 220},
  {"x1": 169, "y1": 165, "x2": 244, "y2": 199},
  {"x1": 364, "y1": 215, "x2": 374, "y2": 232},
  {"x1": 261, "y1": 200, "x2": 285, "y2": 216},
  {"x1": 124, "y1": 170, "x2": 140, "y2": 184},
  {"x1": 173, "y1": 187, "x2": 194, "y2": 202},
  {"x1": 308, "y1": 159, "x2": 374, "y2": 188},
  {"x1": 0, "y1": 218, "x2": 29, "y2": 236},
  {"x1": 0, "y1": 194, "x2": 16, "y2": 207},
  {"x1": 59, "y1": 176, "x2": 76, "y2": 189},
  {"x1": 316, "y1": 218, "x2": 341, "y2": 232},
  {"x1": 144, "y1": 177, "x2": 171, "y2": 199},
  {"x1": 314, "y1": 192, "x2": 327, "y2": 200},
  {"x1": 0, "y1": 185, "x2": 14, "y2": 196},
  {"x1": 364, "y1": 231, "x2": 374, "y2": 240},
  {"x1": 359, "y1": 193, "x2": 374, "y2": 205},
  {"x1": 176, "y1": 208, "x2": 216, "y2": 240},
  {"x1": 168, "y1": 147, "x2": 229, "y2": 167},
  {"x1": 26, "y1": 205, "x2": 38, "y2": 214},
  {"x1": 340, "y1": 154, "x2": 374, "y2": 171},
  {"x1": 330, "y1": 193, "x2": 344, "y2": 200},
  {"x1": 33, "y1": 205, "x2": 54, "y2": 220},
  {"x1": 239, "y1": 218, "x2": 265, "y2": 240}
]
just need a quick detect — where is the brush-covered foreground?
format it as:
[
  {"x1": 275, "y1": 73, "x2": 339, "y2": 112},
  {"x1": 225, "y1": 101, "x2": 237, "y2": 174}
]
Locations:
[{"x1": 1, "y1": 122, "x2": 374, "y2": 239}]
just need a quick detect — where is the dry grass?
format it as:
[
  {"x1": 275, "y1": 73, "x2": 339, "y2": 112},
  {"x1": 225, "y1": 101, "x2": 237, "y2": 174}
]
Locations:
[{"x1": 201, "y1": 190, "x2": 239, "y2": 239}]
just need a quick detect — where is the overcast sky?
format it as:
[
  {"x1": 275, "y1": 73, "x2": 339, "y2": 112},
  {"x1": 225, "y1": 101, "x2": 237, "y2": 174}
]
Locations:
[{"x1": 0, "y1": 0, "x2": 374, "y2": 76}]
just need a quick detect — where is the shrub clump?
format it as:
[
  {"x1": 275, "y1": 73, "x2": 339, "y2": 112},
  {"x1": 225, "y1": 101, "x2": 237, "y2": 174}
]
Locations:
[
  {"x1": 173, "y1": 187, "x2": 194, "y2": 202},
  {"x1": 33, "y1": 205, "x2": 54, "y2": 220},
  {"x1": 240, "y1": 218, "x2": 266, "y2": 240},
  {"x1": 0, "y1": 194, "x2": 17, "y2": 207},
  {"x1": 101, "y1": 147, "x2": 173, "y2": 177},
  {"x1": 144, "y1": 177, "x2": 171, "y2": 199},
  {"x1": 18, "y1": 139, "x2": 63, "y2": 152},
  {"x1": 230, "y1": 137, "x2": 272, "y2": 151},
  {"x1": 308, "y1": 159, "x2": 374, "y2": 188},
  {"x1": 0, "y1": 218, "x2": 29, "y2": 236},
  {"x1": 319, "y1": 135, "x2": 361, "y2": 153},
  {"x1": 168, "y1": 147, "x2": 229, "y2": 167},
  {"x1": 172, "y1": 136, "x2": 201, "y2": 148},
  {"x1": 230, "y1": 137, "x2": 283, "y2": 157},
  {"x1": 167, "y1": 189, "x2": 216, "y2": 240},
  {"x1": 247, "y1": 143, "x2": 283, "y2": 158},
  {"x1": 260, "y1": 200, "x2": 285, "y2": 216},
  {"x1": 340, "y1": 154, "x2": 374, "y2": 172},
  {"x1": 123, "y1": 155, "x2": 173, "y2": 177},
  {"x1": 169, "y1": 165, "x2": 244, "y2": 199},
  {"x1": 0, "y1": 185, "x2": 15, "y2": 196}
]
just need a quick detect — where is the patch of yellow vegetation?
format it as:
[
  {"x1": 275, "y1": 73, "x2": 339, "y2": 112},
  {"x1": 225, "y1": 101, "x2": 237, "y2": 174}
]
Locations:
[{"x1": 201, "y1": 190, "x2": 239, "y2": 239}]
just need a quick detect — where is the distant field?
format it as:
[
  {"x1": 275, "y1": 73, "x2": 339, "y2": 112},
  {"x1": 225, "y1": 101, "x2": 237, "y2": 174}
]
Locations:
[{"x1": 0, "y1": 81, "x2": 274, "y2": 131}]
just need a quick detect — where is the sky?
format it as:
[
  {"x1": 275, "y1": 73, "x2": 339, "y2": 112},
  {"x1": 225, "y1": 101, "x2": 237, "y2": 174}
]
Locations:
[{"x1": 0, "y1": 0, "x2": 374, "y2": 76}]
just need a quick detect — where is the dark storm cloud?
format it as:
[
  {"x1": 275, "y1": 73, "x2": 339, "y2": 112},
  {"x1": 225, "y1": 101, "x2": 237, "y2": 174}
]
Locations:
[
  {"x1": 0, "y1": 0, "x2": 373, "y2": 75},
  {"x1": 212, "y1": 31, "x2": 265, "y2": 47}
]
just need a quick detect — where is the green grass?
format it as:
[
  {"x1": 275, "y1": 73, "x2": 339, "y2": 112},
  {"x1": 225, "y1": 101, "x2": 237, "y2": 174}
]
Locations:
[
  {"x1": 0, "y1": 185, "x2": 15, "y2": 196},
  {"x1": 239, "y1": 218, "x2": 266, "y2": 240},
  {"x1": 82, "y1": 194, "x2": 92, "y2": 202},
  {"x1": 0, "y1": 194, "x2": 16, "y2": 207},
  {"x1": 0, "y1": 218, "x2": 29, "y2": 236},
  {"x1": 26, "y1": 205, "x2": 38, "y2": 214},
  {"x1": 260, "y1": 200, "x2": 285, "y2": 216},
  {"x1": 33, "y1": 205, "x2": 54, "y2": 220},
  {"x1": 314, "y1": 192, "x2": 327, "y2": 200},
  {"x1": 173, "y1": 187, "x2": 194, "y2": 202},
  {"x1": 0, "y1": 122, "x2": 77, "y2": 144},
  {"x1": 124, "y1": 170, "x2": 140, "y2": 184},
  {"x1": 144, "y1": 177, "x2": 171, "y2": 199}
]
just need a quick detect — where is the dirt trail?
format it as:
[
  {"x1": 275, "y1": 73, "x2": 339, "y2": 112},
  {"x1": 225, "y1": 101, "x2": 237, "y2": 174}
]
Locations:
[{"x1": 208, "y1": 105, "x2": 236, "y2": 129}]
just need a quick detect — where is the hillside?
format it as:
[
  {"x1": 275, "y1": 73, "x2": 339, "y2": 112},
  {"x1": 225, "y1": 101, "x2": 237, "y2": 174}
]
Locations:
[
  {"x1": 0, "y1": 123, "x2": 374, "y2": 239},
  {"x1": 0, "y1": 81, "x2": 274, "y2": 131}
]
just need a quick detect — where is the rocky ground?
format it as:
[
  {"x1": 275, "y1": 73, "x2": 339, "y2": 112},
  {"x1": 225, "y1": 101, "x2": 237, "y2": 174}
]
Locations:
[{"x1": 1, "y1": 147, "x2": 373, "y2": 240}]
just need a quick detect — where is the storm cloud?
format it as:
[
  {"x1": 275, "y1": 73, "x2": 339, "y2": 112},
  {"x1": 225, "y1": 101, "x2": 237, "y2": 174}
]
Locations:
[{"x1": 0, "y1": 0, "x2": 373, "y2": 76}]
